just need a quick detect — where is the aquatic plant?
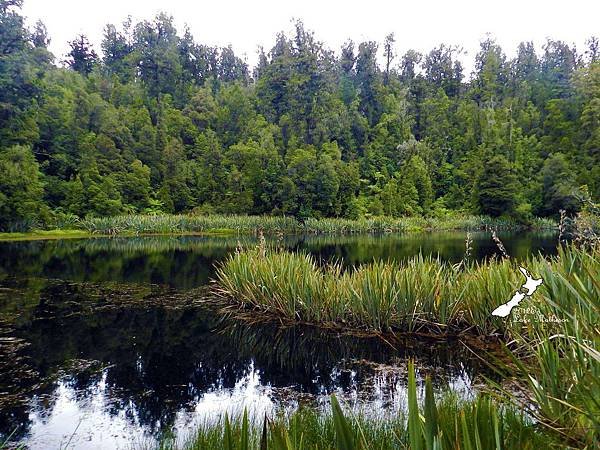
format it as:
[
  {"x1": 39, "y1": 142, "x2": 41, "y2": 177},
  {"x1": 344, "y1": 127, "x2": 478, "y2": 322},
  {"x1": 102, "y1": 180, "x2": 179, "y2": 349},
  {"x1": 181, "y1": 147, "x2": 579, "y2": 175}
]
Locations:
[
  {"x1": 76, "y1": 213, "x2": 556, "y2": 236},
  {"x1": 214, "y1": 245, "x2": 599, "y2": 448},
  {"x1": 78, "y1": 214, "x2": 300, "y2": 235}
]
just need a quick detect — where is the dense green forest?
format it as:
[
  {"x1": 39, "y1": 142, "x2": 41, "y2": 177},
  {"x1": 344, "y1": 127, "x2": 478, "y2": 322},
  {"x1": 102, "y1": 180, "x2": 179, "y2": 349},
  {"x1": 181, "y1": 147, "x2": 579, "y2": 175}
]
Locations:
[{"x1": 1, "y1": 0, "x2": 599, "y2": 231}]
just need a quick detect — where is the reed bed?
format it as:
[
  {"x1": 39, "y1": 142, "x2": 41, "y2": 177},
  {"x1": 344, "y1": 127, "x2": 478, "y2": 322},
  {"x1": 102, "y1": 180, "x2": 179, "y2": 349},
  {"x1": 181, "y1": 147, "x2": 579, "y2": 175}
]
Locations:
[
  {"x1": 79, "y1": 214, "x2": 299, "y2": 235},
  {"x1": 214, "y1": 245, "x2": 599, "y2": 448},
  {"x1": 216, "y1": 247, "x2": 595, "y2": 335},
  {"x1": 78, "y1": 213, "x2": 556, "y2": 236}
]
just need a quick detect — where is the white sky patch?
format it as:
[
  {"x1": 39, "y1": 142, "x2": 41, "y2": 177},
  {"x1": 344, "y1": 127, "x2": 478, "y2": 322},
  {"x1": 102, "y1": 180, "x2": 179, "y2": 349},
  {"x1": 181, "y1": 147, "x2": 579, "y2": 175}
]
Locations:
[{"x1": 21, "y1": 0, "x2": 600, "y2": 76}]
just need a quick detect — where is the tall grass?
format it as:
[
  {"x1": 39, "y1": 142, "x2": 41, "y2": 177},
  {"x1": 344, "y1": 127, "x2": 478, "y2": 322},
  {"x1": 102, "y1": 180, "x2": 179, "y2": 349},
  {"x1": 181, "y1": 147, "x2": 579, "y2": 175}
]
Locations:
[
  {"x1": 215, "y1": 244, "x2": 599, "y2": 448},
  {"x1": 216, "y1": 246, "x2": 596, "y2": 335},
  {"x1": 79, "y1": 214, "x2": 298, "y2": 235},
  {"x1": 490, "y1": 246, "x2": 600, "y2": 446},
  {"x1": 77, "y1": 213, "x2": 556, "y2": 236}
]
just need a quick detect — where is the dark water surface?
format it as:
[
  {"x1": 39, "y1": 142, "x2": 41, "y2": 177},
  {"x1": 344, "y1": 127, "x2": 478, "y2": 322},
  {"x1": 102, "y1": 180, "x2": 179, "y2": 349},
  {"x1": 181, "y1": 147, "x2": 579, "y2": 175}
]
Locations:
[{"x1": 0, "y1": 231, "x2": 557, "y2": 449}]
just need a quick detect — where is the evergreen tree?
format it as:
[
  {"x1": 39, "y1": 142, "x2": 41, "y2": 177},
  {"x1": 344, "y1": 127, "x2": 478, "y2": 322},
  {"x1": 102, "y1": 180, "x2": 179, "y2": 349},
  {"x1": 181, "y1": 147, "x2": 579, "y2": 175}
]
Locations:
[
  {"x1": 0, "y1": 145, "x2": 48, "y2": 230},
  {"x1": 0, "y1": 1, "x2": 598, "y2": 227},
  {"x1": 475, "y1": 154, "x2": 519, "y2": 217},
  {"x1": 65, "y1": 34, "x2": 98, "y2": 75}
]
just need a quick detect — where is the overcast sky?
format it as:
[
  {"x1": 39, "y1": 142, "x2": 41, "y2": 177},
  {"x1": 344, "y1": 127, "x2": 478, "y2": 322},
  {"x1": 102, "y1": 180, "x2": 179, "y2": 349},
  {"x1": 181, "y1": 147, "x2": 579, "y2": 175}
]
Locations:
[{"x1": 22, "y1": 0, "x2": 600, "y2": 75}]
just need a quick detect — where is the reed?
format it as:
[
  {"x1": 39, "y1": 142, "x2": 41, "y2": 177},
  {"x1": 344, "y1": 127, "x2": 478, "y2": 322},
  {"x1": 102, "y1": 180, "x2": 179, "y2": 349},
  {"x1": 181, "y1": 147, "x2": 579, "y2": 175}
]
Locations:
[
  {"x1": 215, "y1": 249, "x2": 456, "y2": 332},
  {"x1": 79, "y1": 214, "x2": 299, "y2": 235},
  {"x1": 216, "y1": 245, "x2": 597, "y2": 334},
  {"x1": 215, "y1": 245, "x2": 599, "y2": 448},
  {"x1": 488, "y1": 246, "x2": 600, "y2": 447},
  {"x1": 77, "y1": 213, "x2": 555, "y2": 236}
]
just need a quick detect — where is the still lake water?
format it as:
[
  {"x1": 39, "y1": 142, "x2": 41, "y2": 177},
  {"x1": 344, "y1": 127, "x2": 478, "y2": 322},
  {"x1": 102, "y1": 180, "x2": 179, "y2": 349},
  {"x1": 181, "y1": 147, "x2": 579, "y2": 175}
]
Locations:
[{"x1": 0, "y1": 231, "x2": 557, "y2": 449}]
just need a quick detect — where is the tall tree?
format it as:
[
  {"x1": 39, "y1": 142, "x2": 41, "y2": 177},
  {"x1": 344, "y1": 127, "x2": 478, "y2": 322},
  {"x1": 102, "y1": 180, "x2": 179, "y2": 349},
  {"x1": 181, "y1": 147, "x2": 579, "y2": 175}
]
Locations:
[
  {"x1": 383, "y1": 33, "x2": 395, "y2": 86},
  {"x1": 475, "y1": 154, "x2": 519, "y2": 216},
  {"x1": 65, "y1": 34, "x2": 98, "y2": 75}
]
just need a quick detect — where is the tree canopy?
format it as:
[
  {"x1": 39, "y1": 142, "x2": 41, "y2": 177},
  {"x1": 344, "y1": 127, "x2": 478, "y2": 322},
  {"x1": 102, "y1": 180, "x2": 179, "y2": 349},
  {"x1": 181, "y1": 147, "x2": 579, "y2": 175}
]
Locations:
[{"x1": 0, "y1": 0, "x2": 598, "y2": 230}]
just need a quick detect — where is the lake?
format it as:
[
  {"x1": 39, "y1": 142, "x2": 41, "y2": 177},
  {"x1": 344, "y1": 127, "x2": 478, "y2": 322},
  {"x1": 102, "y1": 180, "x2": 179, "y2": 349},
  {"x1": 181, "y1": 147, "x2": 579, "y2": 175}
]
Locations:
[{"x1": 0, "y1": 231, "x2": 557, "y2": 449}]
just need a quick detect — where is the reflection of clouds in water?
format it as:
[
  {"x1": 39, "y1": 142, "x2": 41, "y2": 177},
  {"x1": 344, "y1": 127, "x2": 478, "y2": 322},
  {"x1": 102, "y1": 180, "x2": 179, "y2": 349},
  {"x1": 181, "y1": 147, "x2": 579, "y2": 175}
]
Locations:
[
  {"x1": 20, "y1": 359, "x2": 478, "y2": 449},
  {"x1": 26, "y1": 374, "x2": 146, "y2": 450},
  {"x1": 312, "y1": 363, "x2": 476, "y2": 420},
  {"x1": 448, "y1": 364, "x2": 476, "y2": 400},
  {"x1": 23, "y1": 363, "x2": 277, "y2": 450},
  {"x1": 173, "y1": 360, "x2": 276, "y2": 433}
]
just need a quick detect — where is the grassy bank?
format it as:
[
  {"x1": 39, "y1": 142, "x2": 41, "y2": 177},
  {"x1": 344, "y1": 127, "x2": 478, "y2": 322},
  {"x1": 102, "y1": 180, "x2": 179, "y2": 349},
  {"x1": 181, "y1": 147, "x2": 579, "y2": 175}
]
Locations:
[
  {"x1": 0, "y1": 229, "x2": 92, "y2": 241},
  {"x1": 0, "y1": 214, "x2": 556, "y2": 240},
  {"x1": 213, "y1": 244, "x2": 599, "y2": 447}
]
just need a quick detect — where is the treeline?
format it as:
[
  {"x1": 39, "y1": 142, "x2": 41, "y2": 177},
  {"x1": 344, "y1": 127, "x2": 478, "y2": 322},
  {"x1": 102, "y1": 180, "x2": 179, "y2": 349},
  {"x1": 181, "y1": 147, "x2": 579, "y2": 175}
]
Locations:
[{"x1": 1, "y1": 0, "x2": 599, "y2": 231}]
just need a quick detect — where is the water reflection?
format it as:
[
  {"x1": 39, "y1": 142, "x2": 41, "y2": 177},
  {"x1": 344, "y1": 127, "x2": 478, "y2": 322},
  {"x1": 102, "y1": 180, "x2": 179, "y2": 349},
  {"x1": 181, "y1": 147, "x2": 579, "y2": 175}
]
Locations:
[
  {"x1": 0, "y1": 232, "x2": 554, "y2": 449},
  {"x1": 1, "y1": 278, "x2": 490, "y2": 449},
  {"x1": 0, "y1": 231, "x2": 558, "y2": 290}
]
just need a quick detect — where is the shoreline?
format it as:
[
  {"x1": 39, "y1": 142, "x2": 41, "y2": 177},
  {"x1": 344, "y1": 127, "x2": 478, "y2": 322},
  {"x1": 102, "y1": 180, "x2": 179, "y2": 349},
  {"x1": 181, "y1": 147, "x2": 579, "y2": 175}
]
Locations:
[{"x1": 0, "y1": 214, "x2": 557, "y2": 242}]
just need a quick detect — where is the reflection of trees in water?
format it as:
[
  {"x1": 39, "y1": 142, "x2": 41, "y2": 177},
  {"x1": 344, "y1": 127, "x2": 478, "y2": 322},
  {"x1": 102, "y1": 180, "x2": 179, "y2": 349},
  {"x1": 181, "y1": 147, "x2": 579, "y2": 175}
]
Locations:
[
  {"x1": 0, "y1": 237, "x2": 245, "y2": 289},
  {"x1": 0, "y1": 230, "x2": 557, "y2": 439},
  {"x1": 292, "y1": 231, "x2": 559, "y2": 266},
  {"x1": 0, "y1": 232, "x2": 558, "y2": 291},
  {"x1": 0, "y1": 279, "x2": 495, "y2": 439}
]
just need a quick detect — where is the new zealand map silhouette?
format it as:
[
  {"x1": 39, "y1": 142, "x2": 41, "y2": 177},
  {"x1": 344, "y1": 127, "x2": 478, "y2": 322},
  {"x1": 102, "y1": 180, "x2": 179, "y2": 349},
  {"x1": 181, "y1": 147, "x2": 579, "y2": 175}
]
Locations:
[{"x1": 491, "y1": 267, "x2": 543, "y2": 318}]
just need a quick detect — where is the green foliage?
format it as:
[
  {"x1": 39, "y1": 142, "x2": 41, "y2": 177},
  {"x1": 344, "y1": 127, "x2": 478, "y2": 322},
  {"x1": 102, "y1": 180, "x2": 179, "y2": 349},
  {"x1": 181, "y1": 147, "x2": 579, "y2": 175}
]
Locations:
[
  {"x1": 540, "y1": 152, "x2": 580, "y2": 216},
  {"x1": 214, "y1": 244, "x2": 594, "y2": 337},
  {"x1": 476, "y1": 155, "x2": 519, "y2": 217},
  {"x1": 0, "y1": 1, "x2": 598, "y2": 228},
  {"x1": 0, "y1": 145, "x2": 49, "y2": 230}
]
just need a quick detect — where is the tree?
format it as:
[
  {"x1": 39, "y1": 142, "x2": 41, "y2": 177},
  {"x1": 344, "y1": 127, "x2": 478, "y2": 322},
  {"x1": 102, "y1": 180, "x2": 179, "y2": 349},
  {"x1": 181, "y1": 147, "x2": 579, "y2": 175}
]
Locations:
[
  {"x1": 31, "y1": 20, "x2": 50, "y2": 48},
  {"x1": 423, "y1": 45, "x2": 463, "y2": 97},
  {"x1": 408, "y1": 155, "x2": 433, "y2": 214},
  {"x1": 0, "y1": 145, "x2": 48, "y2": 230},
  {"x1": 383, "y1": 33, "x2": 395, "y2": 86},
  {"x1": 78, "y1": 155, "x2": 123, "y2": 216},
  {"x1": 0, "y1": 0, "x2": 41, "y2": 146},
  {"x1": 475, "y1": 154, "x2": 519, "y2": 217},
  {"x1": 219, "y1": 45, "x2": 249, "y2": 83},
  {"x1": 540, "y1": 153, "x2": 580, "y2": 216},
  {"x1": 65, "y1": 34, "x2": 98, "y2": 75},
  {"x1": 132, "y1": 13, "x2": 182, "y2": 103},
  {"x1": 473, "y1": 37, "x2": 507, "y2": 105},
  {"x1": 400, "y1": 50, "x2": 422, "y2": 82},
  {"x1": 120, "y1": 160, "x2": 152, "y2": 211},
  {"x1": 355, "y1": 41, "x2": 383, "y2": 126},
  {"x1": 0, "y1": 9, "x2": 598, "y2": 225},
  {"x1": 101, "y1": 21, "x2": 134, "y2": 81}
]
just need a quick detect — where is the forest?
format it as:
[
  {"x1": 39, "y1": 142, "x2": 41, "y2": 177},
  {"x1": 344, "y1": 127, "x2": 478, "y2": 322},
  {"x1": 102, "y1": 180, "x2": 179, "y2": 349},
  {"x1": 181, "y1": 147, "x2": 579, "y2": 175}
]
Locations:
[{"x1": 1, "y1": 0, "x2": 599, "y2": 231}]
